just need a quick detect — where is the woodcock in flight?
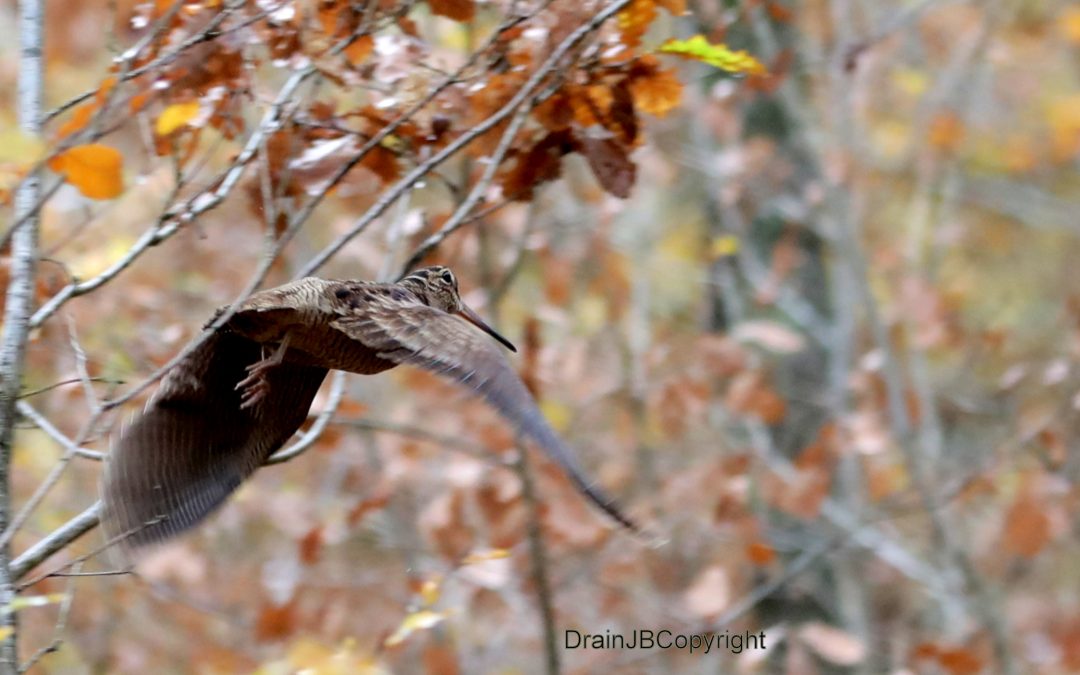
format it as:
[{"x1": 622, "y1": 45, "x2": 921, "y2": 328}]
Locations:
[{"x1": 101, "y1": 266, "x2": 638, "y2": 553}]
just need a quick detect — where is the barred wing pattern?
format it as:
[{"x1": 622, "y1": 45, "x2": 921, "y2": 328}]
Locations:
[
  {"x1": 332, "y1": 301, "x2": 639, "y2": 532},
  {"x1": 100, "y1": 329, "x2": 327, "y2": 553},
  {"x1": 101, "y1": 268, "x2": 638, "y2": 557}
]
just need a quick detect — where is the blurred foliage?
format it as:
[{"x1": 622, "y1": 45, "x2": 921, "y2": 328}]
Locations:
[{"x1": 2, "y1": 0, "x2": 1080, "y2": 673}]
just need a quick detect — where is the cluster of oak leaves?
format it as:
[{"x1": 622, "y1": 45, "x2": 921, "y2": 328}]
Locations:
[
  {"x1": 3, "y1": 0, "x2": 780, "y2": 671},
  {"x1": 38, "y1": 0, "x2": 763, "y2": 211}
]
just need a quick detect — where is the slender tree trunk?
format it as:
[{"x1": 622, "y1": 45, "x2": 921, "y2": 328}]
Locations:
[{"x1": 0, "y1": 0, "x2": 44, "y2": 668}]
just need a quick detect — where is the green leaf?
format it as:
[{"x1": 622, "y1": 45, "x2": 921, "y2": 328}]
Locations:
[{"x1": 658, "y1": 35, "x2": 767, "y2": 76}]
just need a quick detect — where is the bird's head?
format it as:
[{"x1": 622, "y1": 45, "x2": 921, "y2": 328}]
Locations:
[{"x1": 399, "y1": 266, "x2": 517, "y2": 352}]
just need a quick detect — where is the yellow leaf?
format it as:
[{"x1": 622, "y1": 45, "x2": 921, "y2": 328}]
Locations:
[
  {"x1": 539, "y1": 399, "x2": 571, "y2": 433},
  {"x1": 0, "y1": 628, "x2": 10, "y2": 641},
  {"x1": 893, "y1": 67, "x2": 928, "y2": 97},
  {"x1": 658, "y1": 35, "x2": 767, "y2": 76},
  {"x1": 48, "y1": 143, "x2": 124, "y2": 199},
  {"x1": 419, "y1": 577, "x2": 441, "y2": 607},
  {"x1": 155, "y1": 101, "x2": 201, "y2": 136},
  {"x1": 709, "y1": 235, "x2": 739, "y2": 258},
  {"x1": 3, "y1": 593, "x2": 66, "y2": 614},
  {"x1": 0, "y1": 127, "x2": 46, "y2": 164},
  {"x1": 1061, "y1": 7, "x2": 1080, "y2": 43},
  {"x1": 1047, "y1": 94, "x2": 1080, "y2": 161},
  {"x1": 461, "y1": 549, "x2": 510, "y2": 565},
  {"x1": 384, "y1": 610, "x2": 445, "y2": 647}
]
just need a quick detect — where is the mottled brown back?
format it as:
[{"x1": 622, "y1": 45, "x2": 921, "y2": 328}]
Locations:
[
  {"x1": 101, "y1": 268, "x2": 639, "y2": 556},
  {"x1": 100, "y1": 328, "x2": 327, "y2": 554}
]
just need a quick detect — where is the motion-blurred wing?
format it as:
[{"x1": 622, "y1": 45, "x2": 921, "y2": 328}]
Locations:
[
  {"x1": 331, "y1": 303, "x2": 638, "y2": 532},
  {"x1": 100, "y1": 329, "x2": 327, "y2": 555}
]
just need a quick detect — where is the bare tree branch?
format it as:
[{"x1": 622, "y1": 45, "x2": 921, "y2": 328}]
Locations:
[{"x1": 0, "y1": 0, "x2": 45, "y2": 665}]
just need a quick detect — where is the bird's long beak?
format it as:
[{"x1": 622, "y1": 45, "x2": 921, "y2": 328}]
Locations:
[{"x1": 457, "y1": 304, "x2": 517, "y2": 352}]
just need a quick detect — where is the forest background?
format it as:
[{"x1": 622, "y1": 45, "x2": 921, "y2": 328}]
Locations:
[{"x1": 1, "y1": 0, "x2": 1080, "y2": 673}]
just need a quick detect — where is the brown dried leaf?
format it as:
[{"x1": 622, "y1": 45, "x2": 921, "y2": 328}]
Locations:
[
  {"x1": 428, "y1": 0, "x2": 475, "y2": 22},
  {"x1": 937, "y1": 647, "x2": 985, "y2": 675},
  {"x1": 255, "y1": 598, "x2": 299, "y2": 642},
  {"x1": 579, "y1": 136, "x2": 635, "y2": 198},
  {"x1": 609, "y1": 80, "x2": 639, "y2": 144},
  {"x1": 423, "y1": 644, "x2": 460, "y2": 675},
  {"x1": 361, "y1": 145, "x2": 401, "y2": 184},
  {"x1": 533, "y1": 91, "x2": 574, "y2": 131},
  {"x1": 745, "y1": 540, "x2": 776, "y2": 566},
  {"x1": 419, "y1": 490, "x2": 473, "y2": 560},
  {"x1": 499, "y1": 130, "x2": 575, "y2": 201},
  {"x1": 1002, "y1": 491, "x2": 1052, "y2": 558},
  {"x1": 298, "y1": 525, "x2": 324, "y2": 566},
  {"x1": 725, "y1": 371, "x2": 787, "y2": 424}
]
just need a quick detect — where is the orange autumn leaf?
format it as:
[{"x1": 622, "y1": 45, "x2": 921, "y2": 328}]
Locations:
[
  {"x1": 428, "y1": 0, "x2": 475, "y2": 22},
  {"x1": 618, "y1": 0, "x2": 657, "y2": 47},
  {"x1": 937, "y1": 647, "x2": 984, "y2": 675},
  {"x1": 48, "y1": 143, "x2": 124, "y2": 199},
  {"x1": 254, "y1": 599, "x2": 298, "y2": 642},
  {"x1": 766, "y1": 1, "x2": 793, "y2": 22},
  {"x1": 629, "y1": 57, "x2": 683, "y2": 117},
  {"x1": 345, "y1": 34, "x2": 374, "y2": 66},
  {"x1": 746, "y1": 540, "x2": 776, "y2": 565},
  {"x1": 655, "y1": 0, "x2": 685, "y2": 13},
  {"x1": 129, "y1": 91, "x2": 152, "y2": 114},
  {"x1": 568, "y1": 85, "x2": 614, "y2": 127},
  {"x1": 56, "y1": 102, "x2": 97, "y2": 139},
  {"x1": 1002, "y1": 492, "x2": 1051, "y2": 557},
  {"x1": 95, "y1": 76, "x2": 117, "y2": 103},
  {"x1": 1060, "y1": 7, "x2": 1080, "y2": 43},
  {"x1": 928, "y1": 111, "x2": 965, "y2": 151},
  {"x1": 298, "y1": 526, "x2": 324, "y2": 565}
]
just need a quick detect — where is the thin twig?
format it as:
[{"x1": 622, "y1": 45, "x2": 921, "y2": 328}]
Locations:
[
  {"x1": 265, "y1": 371, "x2": 347, "y2": 465},
  {"x1": 299, "y1": 0, "x2": 633, "y2": 278},
  {"x1": 401, "y1": 88, "x2": 539, "y2": 274},
  {"x1": 17, "y1": 561, "x2": 80, "y2": 673},
  {"x1": 10, "y1": 503, "x2": 101, "y2": 582},
  {"x1": 12, "y1": 402, "x2": 103, "y2": 462},
  {"x1": 514, "y1": 441, "x2": 560, "y2": 675},
  {"x1": 17, "y1": 378, "x2": 120, "y2": 400}
]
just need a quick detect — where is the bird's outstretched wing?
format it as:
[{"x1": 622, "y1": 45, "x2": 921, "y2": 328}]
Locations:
[
  {"x1": 100, "y1": 328, "x2": 327, "y2": 555},
  {"x1": 331, "y1": 301, "x2": 639, "y2": 532}
]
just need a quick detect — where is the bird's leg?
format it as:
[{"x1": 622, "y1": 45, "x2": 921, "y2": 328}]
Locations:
[{"x1": 235, "y1": 332, "x2": 292, "y2": 410}]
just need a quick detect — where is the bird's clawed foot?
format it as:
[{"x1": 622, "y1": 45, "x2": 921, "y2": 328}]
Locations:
[{"x1": 236, "y1": 333, "x2": 291, "y2": 410}]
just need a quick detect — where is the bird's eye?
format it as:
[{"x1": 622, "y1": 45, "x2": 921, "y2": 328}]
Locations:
[{"x1": 441, "y1": 270, "x2": 454, "y2": 284}]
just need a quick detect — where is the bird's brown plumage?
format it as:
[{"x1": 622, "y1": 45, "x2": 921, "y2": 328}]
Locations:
[{"x1": 101, "y1": 266, "x2": 637, "y2": 555}]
